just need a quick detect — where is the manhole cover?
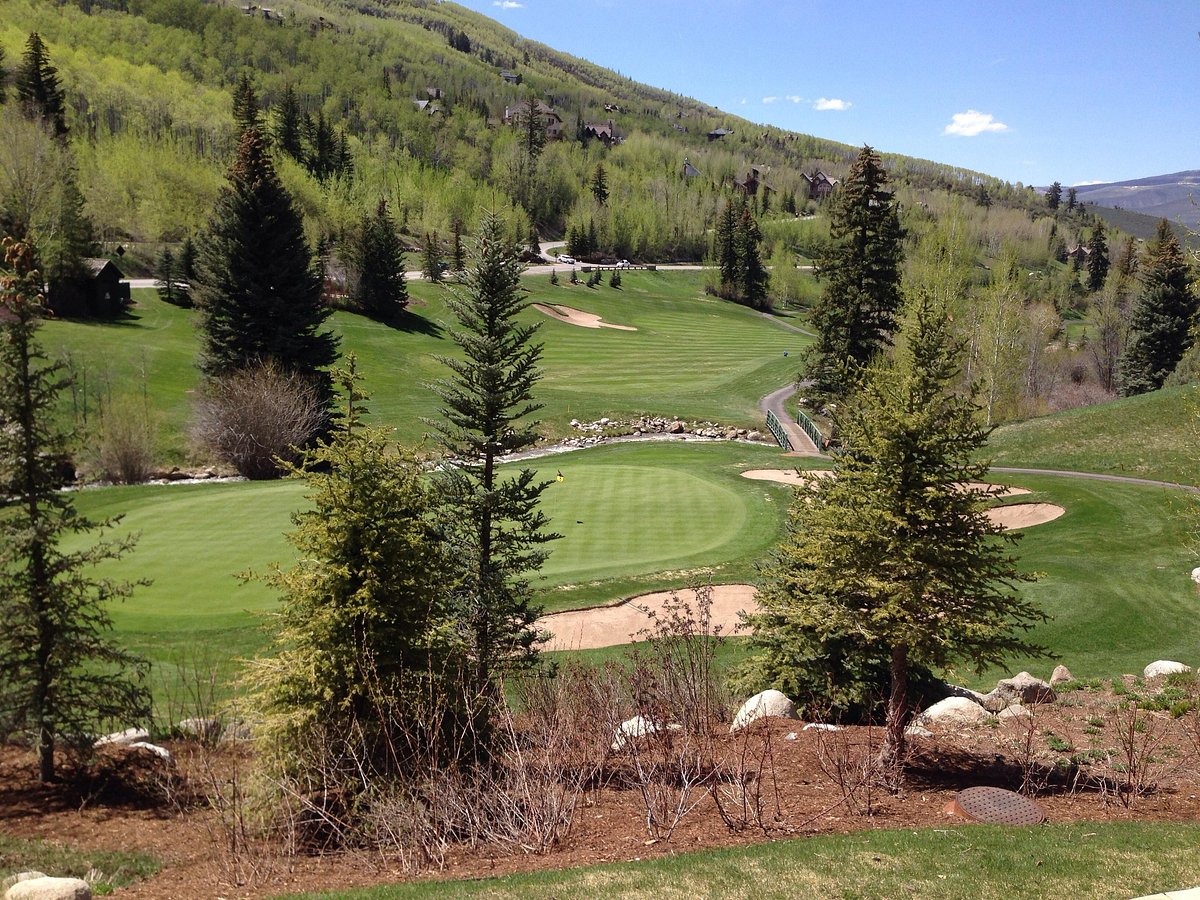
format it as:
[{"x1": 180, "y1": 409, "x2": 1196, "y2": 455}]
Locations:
[{"x1": 945, "y1": 786, "x2": 1046, "y2": 825}]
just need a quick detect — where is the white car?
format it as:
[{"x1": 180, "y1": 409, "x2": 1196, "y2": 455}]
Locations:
[
  {"x1": 617, "y1": 259, "x2": 631, "y2": 268},
  {"x1": 559, "y1": 255, "x2": 576, "y2": 265}
]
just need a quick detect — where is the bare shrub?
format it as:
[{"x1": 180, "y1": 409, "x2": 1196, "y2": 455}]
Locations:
[
  {"x1": 88, "y1": 394, "x2": 159, "y2": 484},
  {"x1": 1101, "y1": 699, "x2": 1174, "y2": 807},
  {"x1": 614, "y1": 586, "x2": 731, "y2": 839},
  {"x1": 711, "y1": 718, "x2": 783, "y2": 832},
  {"x1": 191, "y1": 361, "x2": 325, "y2": 479},
  {"x1": 813, "y1": 717, "x2": 881, "y2": 816}
]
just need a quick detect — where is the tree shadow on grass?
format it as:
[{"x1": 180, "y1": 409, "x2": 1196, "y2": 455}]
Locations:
[{"x1": 368, "y1": 306, "x2": 444, "y2": 338}]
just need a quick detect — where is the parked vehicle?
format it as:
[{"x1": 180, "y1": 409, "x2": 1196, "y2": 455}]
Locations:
[
  {"x1": 617, "y1": 259, "x2": 631, "y2": 268},
  {"x1": 559, "y1": 255, "x2": 576, "y2": 265}
]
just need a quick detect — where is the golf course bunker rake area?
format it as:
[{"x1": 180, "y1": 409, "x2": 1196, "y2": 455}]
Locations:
[
  {"x1": 538, "y1": 584, "x2": 758, "y2": 651},
  {"x1": 532, "y1": 303, "x2": 637, "y2": 331},
  {"x1": 740, "y1": 469, "x2": 1033, "y2": 498}
]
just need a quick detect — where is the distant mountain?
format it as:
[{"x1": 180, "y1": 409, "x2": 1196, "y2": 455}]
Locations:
[{"x1": 1071, "y1": 171, "x2": 1200, "y2": 228}]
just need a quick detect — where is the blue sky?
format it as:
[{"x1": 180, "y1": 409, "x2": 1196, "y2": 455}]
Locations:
[{"x1": 451, "y1": 0, "x2": 1198, "y2": 188}]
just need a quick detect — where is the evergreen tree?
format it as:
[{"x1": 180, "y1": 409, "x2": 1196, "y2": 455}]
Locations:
[
  {"x1": 194, "y1": 128, "x2": 337, "y2": 407},
  {"x1": 0, "y1": 238, "x2": 150, "y2": 783},
  {"x1": 244, "y1": 360, "x2": 459, "y2": 780},
  {"x1": 427, "y1": 212, "x2": 558, "y2": 716},
  {"x1": 1117, "y1": 220, "x2": 1197, "y2": 395},
  {"x1": 353, "y1": 199, "x2": 408, "y2": 319},
  {"x1": 0, "y1": 45, "x2": 7, "y2": 106},
  {"x1": 451, "y1": 218, "x2": 466, "y2": 273},
  {"x1": 1045, "y1": 181, "x2": 1062, "y2": 210},
  {"x1": 178, "y1": 235, "x2": 198, "y2": 284},
  {"x1": 274, "y1": 83, "x2": 304, "y2": 162},
  {"x1": 1085, "y1": 220, "x2": 1110, "y2": 293},
  {"x1": 16, "y1": 33, "x2": 66, "y2": 138},
  {"x1": 714, "y1": 199, "x2": 739, "y2": 292},
  {"x1": 590, "y1": 163, "x2": 609, "y2": 205},
  {"x1": 1066, "y1": 187, "x2": 1077, "y2": 213},
  {"x1": 515, "y1": 91, "x2": 547, "y2": 162},
  {"x1": 745, "y1": 291, "x2": 1044, "y2": 778},
  {"x1": 735, "y1": 206, "x2": 769, "y2": 310},
  {"x1": 804, "y1": 145, "x2": 904, "y2": 403},
  {"x1": 422, "y1": 231, "x2": 443, "y2": 283},
  {"x1": 231, "y1": 72, "x2": 260, "y2": 135},
  {"x1": 154, "y1": 245, "x2": 179, "y2": 306},
  {"x1": 42, "y1": 170, "x2": 96, "y2": 310}
]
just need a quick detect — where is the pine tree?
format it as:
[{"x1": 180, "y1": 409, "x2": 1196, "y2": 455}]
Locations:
[
  {"x1": 735, "y1": 206, "x2": 769, "y2": 310},
  {"x1": 427, "y1": 212, "x2": 558, "y2": 714},
  {"x1": 1045, "y1": 181, "x2": 1062, "y2": 210},
  {"x1": 231, "y1": 72, "x2": 260, "y2": 135},
  {"x1": 0, "y1": 238, "x2": 150, "y2": 783},
  {"x1": 1085, "y1": 220, "x2": 1110, "y2": 293},
  {"x1": 353, "y1": 199, "x2": 408, "y2": 319},
  {"x1": 1066, "y1": 187, "x2": 1077, "y2": 213},
  {"x1": 714, "y1": 199, "x2": 739, "y2": 293},
  {"x1": 243, "y1": 360, "x2": 459, "y2": 779},
  {"x1": 451, "y1": 219, "x2": 466, "y2": 273},
  {"x1": 1117, "y1": 220, "x2": 1197, "y2": 395},
  {"x1": 422, "y1": 231, "x2": 443, "y2": 283},
  {"x1": 274, "y1": 84, "x2": 304, "y2": 162},
  {"x1": 590, "y1": 163, "x2": 609, "y2": 205},
  {"x1": 745, "y1": 291, "x2": 1044, "y2": 778},
  {"x1": 16, "y1": 33, "x2": 66, "y2": 138},
  {"x1": 0, "y1": 45, "x2": 8, "y2": 106},
  {"x1": 155, "y1": 245, "x2": 179, "y2": 306},
  {"x1": 804, "y1": 145, "x2": 904, "y2": 403},
  {"x1": 42, "y1": 170, "x2": 96, "y2": 312},
  {"x1": 194, "y1": 128, "x2": 337, "y2": 407}
]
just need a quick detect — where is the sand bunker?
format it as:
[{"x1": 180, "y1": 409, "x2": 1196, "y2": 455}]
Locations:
[
  {"x1": 537, "y1": 585, "x2": 760, "y2": 651},
  {"x1": 985, "y1": 503, "x2": 1065, "y2": 530},
  {"x1": 740, "y1": 469, "x2": 1031, "y2": 498},
  {"x1": 532, "y1": 303, "x2": 637, "y2": 331}
]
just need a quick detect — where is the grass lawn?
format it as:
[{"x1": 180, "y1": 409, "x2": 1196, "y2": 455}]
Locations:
[
  {"x1": 65, "y1": 440, "x2": 795, "y2": 706},
  {"x1": 279, "y1": 822, "x2": 1200, "y2": 900},
  {"x1": 40, "y1": 272, "x2": 808, "y2": 464},
  {"x1": 987, "y1": 384, "x2": 1200, "y2": 485}
]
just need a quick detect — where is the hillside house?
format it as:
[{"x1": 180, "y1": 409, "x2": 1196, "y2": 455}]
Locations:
[
  {"x1": 801, "y1": 170, "x2": 839, "y2": 200},
  {"x1": 683, "y1": 158, "x2": 702, "y2": 179},
  {"x1": 707, "y1": 127, "x2": 734, "y2": 142},
  {"x1": 413, "y1": 99, "x2": 442, "y2": 115},
  {"x1": 500, "y1": 71, "x2": 522, "y2": 85},
  {"x1": 504, "y1": 101, "x2": 563, "y2": 140},
  {"x1": 583, "y1": 119, "x2": 619, "y2": 147},
  {"x1": 1065, "y1": 244, "x2": 1092, "y2": 261},
  {"x1": 734, "y1": 165, "x2": 773, "y2": 197}
]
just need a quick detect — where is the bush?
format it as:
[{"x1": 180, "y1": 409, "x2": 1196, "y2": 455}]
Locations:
[
  {"x1": 610, "y1": 271, "x2": 621, "y2": 288},
  {"x1": 88, "y1": 395, "x2": 159, "y2": 484},
  {"x1": 191, "y1": 362, "x2": 325, "y2": 479},
  {"x1": 549, "y1": 269, "x2": 559, "y2": 285}
]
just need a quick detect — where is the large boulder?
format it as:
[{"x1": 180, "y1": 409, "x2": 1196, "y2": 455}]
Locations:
[
  {"x1": 982, "y1": 672, "x2": 1056, "y2": 710},
  {"x1": 942, "y1": 683, "x2": 988, "y2": 705},
  {"x1": 4, "y1": 876, "x2": 92, "y2": 900},
  {"x1": 1049, "y1": 665, "x2": 1074, "y2": 687},
  {"x1": 92, "y1": 727, "x2": 148, "y2": 748},
  {"x1": 914, "y1": 697, "x2": 994, "y2": 728},
  {"x1": 730, "y1": 689, "x2": 799, "y2": 732},
  {"x1": 611, "y1": 715, "x2": 681, "y2": 750},
  {"x1": 1143, "y1": 660, "x2": 1192, "y2": 679},
  {"x1": 128, "y1": 741, "x2": 173, "y2": 763},
  {"x1": 176, "y1": 717, "x2": 221, "y2": 742}
]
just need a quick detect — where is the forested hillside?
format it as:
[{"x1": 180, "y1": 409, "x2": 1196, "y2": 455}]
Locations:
[{"x1": 1, "y1": 0, "x2": 1190, "y2": 441}]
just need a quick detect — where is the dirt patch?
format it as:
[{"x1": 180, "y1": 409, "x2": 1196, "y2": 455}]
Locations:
[
  {"x1": 740, "y1": 469, "x2": 1031, "y2": 498},
  {"x1": 538, "y1": 585, "x2": 759, "y2": 651},
  {"x1": 532, "y1": 303, "x2": 637, "y2": 331},
  {"x1": 985, "y1": 502, "x2": 1066, "y2": 530}
]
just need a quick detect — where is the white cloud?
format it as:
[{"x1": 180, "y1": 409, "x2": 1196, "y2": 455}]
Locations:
[
  {"x1": 786, "y1": 95, "x2": 804, "y2": 103},
  {"x1": 762, "y1": 96, "x2": 778, "y2": 104},
  {"x1": 943, "y1": 110, "x2": 1008, "y2": 137},
  {"x1": 814, "y1": 98, "x2": 850, "y2": 111},
  {"x1": 1073, "y1": 180, "x2": 1106, "y2": 186},
  {"x1": 493, "y1": 1, "x2": 523, "y2": 8}
]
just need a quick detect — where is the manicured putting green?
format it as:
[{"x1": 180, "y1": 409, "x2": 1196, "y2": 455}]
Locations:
[{"x1": 64, "y1": 440, "x2": 793, "y2": 693}]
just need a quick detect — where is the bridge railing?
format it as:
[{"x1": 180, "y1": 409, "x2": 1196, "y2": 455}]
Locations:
[
  {"x1": 765, "y1": 409, "x2": 791, "y2": 451},
  {"x1": 795, "y1": 407, "x2": 824, "y2": 450}
]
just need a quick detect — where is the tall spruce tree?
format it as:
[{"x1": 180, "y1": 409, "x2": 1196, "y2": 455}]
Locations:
[
  {"x1": 714, "y1": 199, "x2": 739, "y2": 293},
  {"x1": 16, "y1": 33, "x2": 66, "y2": 138},
  {"x1": 1117, "y1": 220, "x2": 1197, "y2": 395},
  {"x1": 0, "y1": 238, "x2": 150, "y2": 783},
  {"x1": 1045, "y1": 181, "x2": 1062, "y2": 210},
  {"x1": 745, "y1": 291, "x2": 1043, "y2": 778},
  {"x1": 231, "y1": 72, "x2": 261, "y2": 135},
  {"x1": 194, "y1": 127, "x2": 337, "y2": 407},
  {"x1": 1085, "y1": 220, "x2": 1110, "y2": 293},
  {"x1": 427, "y1": 211, "x2": 558, "y2": 714},
  {"x1": 735, "y1": 206, "x2": 769, "y2": 310},
  {"x1": 274, "y1": 83, "x2": 304, "y2": 161},
  {"x1": 590, "y1": 163, "x2": 609, "y2": 205},
  {"x1": 352, "y1": 199, "x2": 408, "y2": 319},
  {"x1": 804, "y1": 145, "x2": 904, "y2": 403}
]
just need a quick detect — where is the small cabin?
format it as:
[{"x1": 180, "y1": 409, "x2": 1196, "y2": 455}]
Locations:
[{"x1": 47, "y1": 258, "x2": 130, "y2": 319}]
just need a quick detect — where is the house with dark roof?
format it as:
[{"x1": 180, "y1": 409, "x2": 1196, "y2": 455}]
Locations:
[
  {"x1": 683, "y1": 158, "x2": 702, "y2": 179},
  {"x1": 504, "y1": 101, "x2": 563, "y2": 140},
  {"x1": 801, "y1": 170, "x2": 839, "y2": 200},
  {"x1": 734, "y1": 165, "x2": 773, "y2": 197},
  {"x1": 47, "y1": 258, "x2": 130, "y2": 318},
  {"x1": 707, "y1": 127, "x2": 733, "y2": 142},
  {"x1": 583, "y1": 119, "x2": 619, "y2": 147}
]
